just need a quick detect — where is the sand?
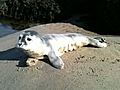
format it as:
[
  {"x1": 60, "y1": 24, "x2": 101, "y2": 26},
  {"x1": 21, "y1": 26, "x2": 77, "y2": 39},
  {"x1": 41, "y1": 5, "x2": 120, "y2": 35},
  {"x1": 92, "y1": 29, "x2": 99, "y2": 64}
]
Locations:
[{"x1": 0, "y1": 23, "x2": 120, "y2": 90}]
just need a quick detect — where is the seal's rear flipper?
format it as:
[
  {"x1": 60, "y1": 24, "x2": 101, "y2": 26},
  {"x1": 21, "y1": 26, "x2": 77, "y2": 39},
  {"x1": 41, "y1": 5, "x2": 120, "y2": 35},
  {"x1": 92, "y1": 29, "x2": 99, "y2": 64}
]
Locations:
[
  {"x1": 94, "y1": 37, "x2": 106, "y2": 43},
  {"x1": 88, "y1": 37, "x2": 107, "y2": 48}
]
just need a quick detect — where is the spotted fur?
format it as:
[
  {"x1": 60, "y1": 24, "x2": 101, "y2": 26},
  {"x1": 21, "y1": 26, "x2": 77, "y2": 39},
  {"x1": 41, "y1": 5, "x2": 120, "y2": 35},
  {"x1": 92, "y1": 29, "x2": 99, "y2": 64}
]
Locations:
[{"x1": 16, "y1": 30, "x2": 107, "y2": 69}]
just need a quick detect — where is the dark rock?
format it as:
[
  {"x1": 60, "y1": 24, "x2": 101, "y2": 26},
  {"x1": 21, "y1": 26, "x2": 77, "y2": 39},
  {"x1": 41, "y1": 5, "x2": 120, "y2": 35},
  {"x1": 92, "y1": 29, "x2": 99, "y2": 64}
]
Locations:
[{"x1": 0, "y1": 0, "x2": 60, "y2": 23}]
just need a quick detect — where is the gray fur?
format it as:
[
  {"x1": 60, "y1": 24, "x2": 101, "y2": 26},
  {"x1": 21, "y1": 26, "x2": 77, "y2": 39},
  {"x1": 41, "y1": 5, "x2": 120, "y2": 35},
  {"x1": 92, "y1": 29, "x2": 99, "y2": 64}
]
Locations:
[
  {"x1": 18, "y1": 35, "x2": 27, "y2": 46},
  {"x1": 24, "y1": 30, "x2": 40, "y2": 36},
  {"x1": 16, "y1": 30, "x2": 107, "y2": 69}
]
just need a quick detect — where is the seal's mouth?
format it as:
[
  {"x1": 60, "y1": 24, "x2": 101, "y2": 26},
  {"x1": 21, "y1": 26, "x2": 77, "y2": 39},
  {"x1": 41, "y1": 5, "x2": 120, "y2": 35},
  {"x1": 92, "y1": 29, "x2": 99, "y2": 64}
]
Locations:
[
  {"x1": 15, "y1": 43, "x2": 24, "y2": 50},
  {"x1": 15, "y1": 45, "x2": 23, "y2": 50},
  {"x1": 16, "y1": 43, "x2": 21, "y2": 48}
]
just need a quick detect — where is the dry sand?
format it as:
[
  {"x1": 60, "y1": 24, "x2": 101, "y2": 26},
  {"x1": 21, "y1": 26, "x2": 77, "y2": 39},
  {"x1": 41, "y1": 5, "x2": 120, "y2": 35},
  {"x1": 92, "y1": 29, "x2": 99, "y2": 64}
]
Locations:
[{"x1": 0, "y1": 23, "x2": 120, "y2": 90}]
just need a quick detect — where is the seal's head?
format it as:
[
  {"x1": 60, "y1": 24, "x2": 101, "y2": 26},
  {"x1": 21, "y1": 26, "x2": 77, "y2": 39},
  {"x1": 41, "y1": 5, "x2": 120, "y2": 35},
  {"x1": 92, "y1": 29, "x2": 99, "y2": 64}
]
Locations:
[{"x1": 16, "y1": 30, "x2": 41, "y2": 50}]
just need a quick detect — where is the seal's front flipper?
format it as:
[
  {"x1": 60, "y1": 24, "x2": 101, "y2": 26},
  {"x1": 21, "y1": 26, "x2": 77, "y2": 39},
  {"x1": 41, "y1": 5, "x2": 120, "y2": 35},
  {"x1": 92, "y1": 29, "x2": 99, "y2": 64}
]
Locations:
[
  {"x1": 26, "y1": 58, "x2": 38, "y2": 66},
  {"x1": 48, "y1": 50, "x2": 64, "y2": 69}
]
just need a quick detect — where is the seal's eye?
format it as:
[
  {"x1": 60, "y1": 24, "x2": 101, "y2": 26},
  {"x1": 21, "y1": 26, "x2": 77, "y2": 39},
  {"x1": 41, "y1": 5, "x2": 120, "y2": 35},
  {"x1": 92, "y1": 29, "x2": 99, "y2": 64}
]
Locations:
[{"x1": 27, "y1": 38, "x2": 32, "y2": 41}]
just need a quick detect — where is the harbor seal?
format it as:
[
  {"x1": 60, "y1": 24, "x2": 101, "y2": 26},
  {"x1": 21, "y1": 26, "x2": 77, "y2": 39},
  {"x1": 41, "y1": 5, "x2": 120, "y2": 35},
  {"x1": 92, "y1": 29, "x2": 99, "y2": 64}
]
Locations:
[{"x1": 16, "y1": 30, "x2": 107, "y2": 69}]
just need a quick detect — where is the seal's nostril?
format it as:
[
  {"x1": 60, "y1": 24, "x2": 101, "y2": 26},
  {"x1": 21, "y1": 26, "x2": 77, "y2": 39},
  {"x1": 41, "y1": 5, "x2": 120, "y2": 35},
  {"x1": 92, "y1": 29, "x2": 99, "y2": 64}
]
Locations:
[{"x1": 18, "y1": 43, "x2": 22, "y2": 46}]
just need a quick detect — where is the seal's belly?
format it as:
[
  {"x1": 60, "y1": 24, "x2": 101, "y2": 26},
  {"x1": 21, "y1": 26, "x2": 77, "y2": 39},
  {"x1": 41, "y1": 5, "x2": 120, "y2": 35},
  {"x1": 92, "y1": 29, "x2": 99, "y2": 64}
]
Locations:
[
  {"x1": 47, "y1": 34, "x2": 89, "y2": 56},
  {"x1": 24, "y1": 49, "x2": 43, "y2": 59},
  {"x1": 48, "y1": 37, "x2": 77, "y2": 56}
]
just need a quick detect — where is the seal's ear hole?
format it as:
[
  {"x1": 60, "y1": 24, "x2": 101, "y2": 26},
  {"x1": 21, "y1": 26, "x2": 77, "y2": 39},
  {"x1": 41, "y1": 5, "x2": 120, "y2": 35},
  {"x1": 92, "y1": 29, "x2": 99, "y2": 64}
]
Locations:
[{"x1": 27, "y1": 37, "x2": 32, "y2": 41}]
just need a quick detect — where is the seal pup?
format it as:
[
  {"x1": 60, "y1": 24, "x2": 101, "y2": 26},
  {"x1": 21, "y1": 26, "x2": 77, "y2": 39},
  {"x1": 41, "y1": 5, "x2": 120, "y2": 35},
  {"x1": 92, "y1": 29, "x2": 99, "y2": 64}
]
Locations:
[{"x1": 16, "y1": 30, "x2": 107, "y2": 69}]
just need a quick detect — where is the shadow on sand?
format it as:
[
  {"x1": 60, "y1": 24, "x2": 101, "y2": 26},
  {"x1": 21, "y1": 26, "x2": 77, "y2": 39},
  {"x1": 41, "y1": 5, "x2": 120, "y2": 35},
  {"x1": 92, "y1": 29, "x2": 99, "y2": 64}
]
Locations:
[
  {"x1": 0, "y1": 47, "x2": 28, "y2": 67},
  {"x1": 0, "y1": 48, "x2": 52, "y2": 67},
  {"x1": 0, "y1": 48, "x2": 26, "y2": 60}
]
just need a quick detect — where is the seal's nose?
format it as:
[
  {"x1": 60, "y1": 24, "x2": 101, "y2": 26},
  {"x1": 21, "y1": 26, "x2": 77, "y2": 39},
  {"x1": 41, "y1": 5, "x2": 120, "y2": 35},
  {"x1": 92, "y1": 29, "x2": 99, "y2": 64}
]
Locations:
[{"x1": 18, "y1": 43, "x2": 22, "y2": 46}]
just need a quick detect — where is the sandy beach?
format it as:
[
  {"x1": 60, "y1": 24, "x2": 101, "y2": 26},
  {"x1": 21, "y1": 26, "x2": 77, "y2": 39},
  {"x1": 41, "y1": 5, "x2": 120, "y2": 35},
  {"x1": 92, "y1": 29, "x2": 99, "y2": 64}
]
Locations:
[{"x1": 0, "y1": 23, "x2": 120, "y2": 90}]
